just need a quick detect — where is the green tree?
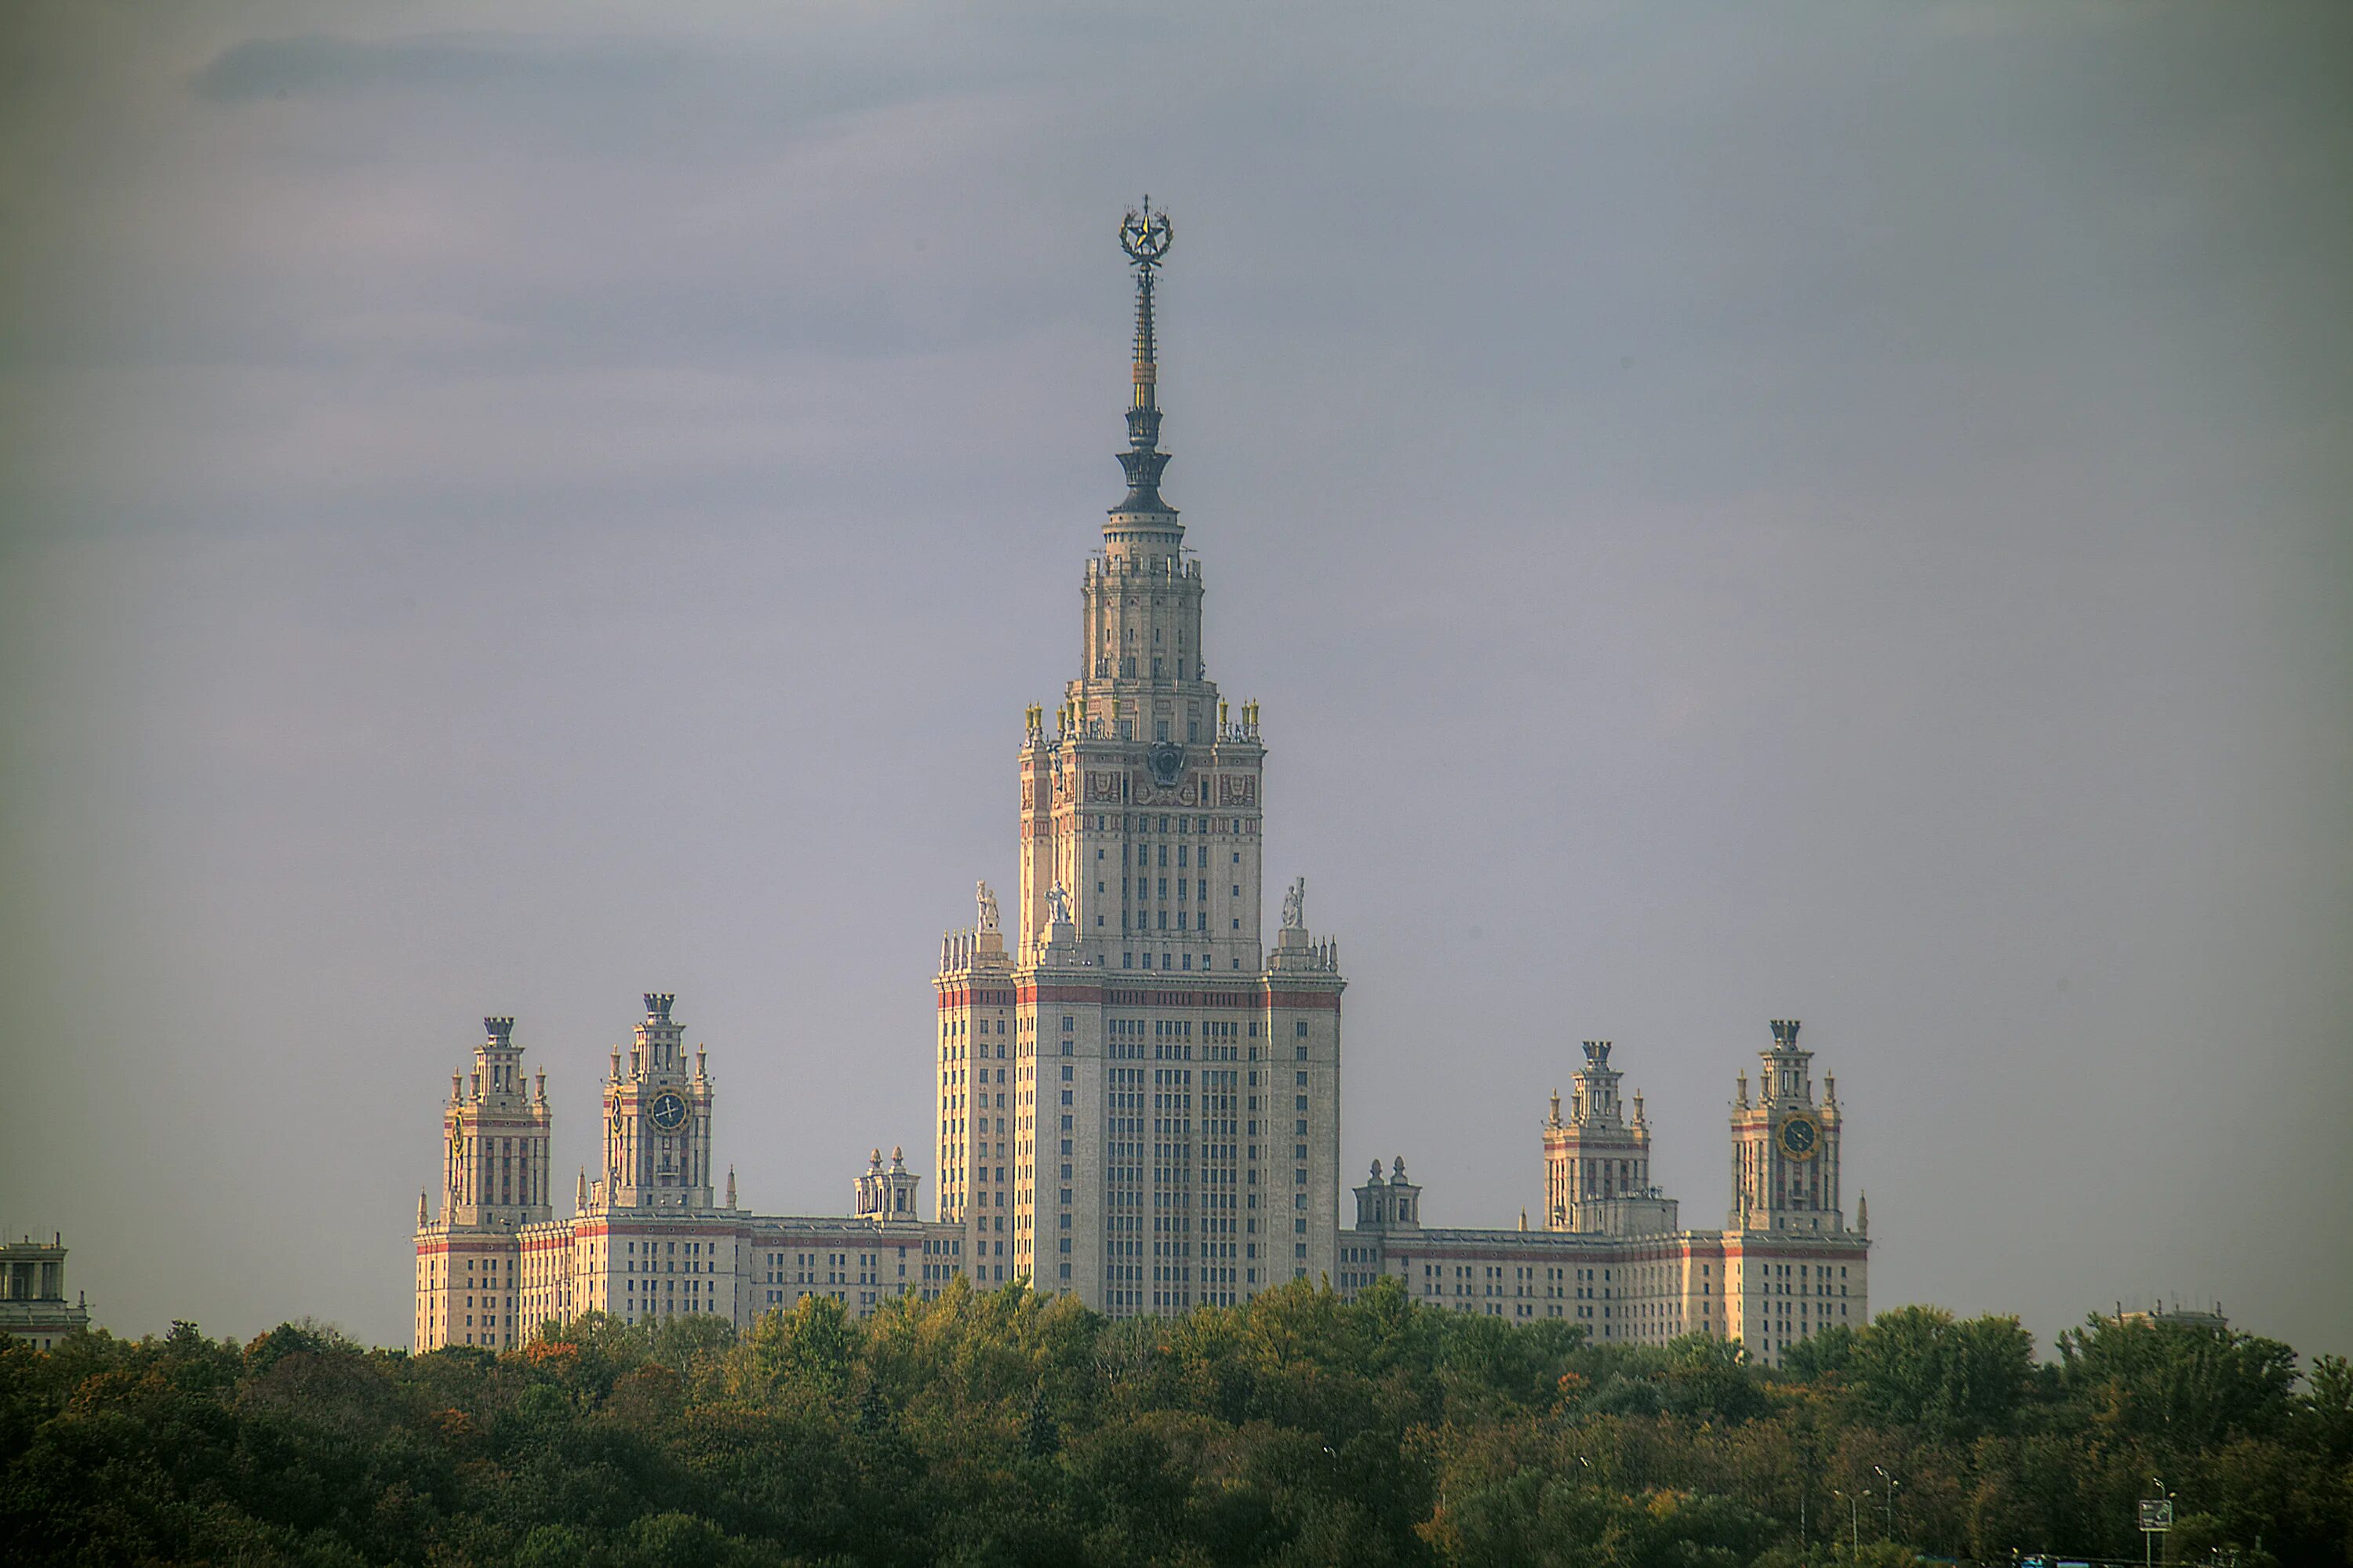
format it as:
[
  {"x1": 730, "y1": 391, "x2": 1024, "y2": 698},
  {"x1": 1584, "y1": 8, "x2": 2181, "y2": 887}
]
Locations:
[
  {"x1": 2055, "y1": 1312, "x2": 2299, "y2": 1448},
  {"x1": 1844, "y1": 1306, "x2": 2035, "y2": 1437}
]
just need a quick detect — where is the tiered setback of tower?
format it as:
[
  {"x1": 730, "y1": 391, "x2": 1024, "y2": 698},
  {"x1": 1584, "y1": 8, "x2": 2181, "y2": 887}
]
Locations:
[
  {"x1": 936, "y1": 891, "x2": 1344, "y2": 1315},
  {"x1": 936, "y1": 197, "x2": 1346, "y2": 1315},
  {"x1": 409, "y1": 202, "x2": 1868, "y2": 1363}
]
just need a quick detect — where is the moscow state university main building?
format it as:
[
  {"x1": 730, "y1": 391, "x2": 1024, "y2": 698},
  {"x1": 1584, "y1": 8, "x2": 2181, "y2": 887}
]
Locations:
[{"x1": 415, "y1": 207, "x2": 1867, "y2": 1366}]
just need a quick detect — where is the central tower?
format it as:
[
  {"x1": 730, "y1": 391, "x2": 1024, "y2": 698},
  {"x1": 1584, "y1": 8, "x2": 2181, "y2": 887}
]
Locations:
[{"x1": 936, "y1": 202, "x2": 1344, "y2": 1314}]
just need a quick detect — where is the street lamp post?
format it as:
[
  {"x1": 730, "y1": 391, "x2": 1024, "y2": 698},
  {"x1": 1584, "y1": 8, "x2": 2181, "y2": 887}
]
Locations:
[
  {"x1": 1834, "y1": 1489, "x2": 1867, "y2": 1559},
  {"x1": 2144, "y1": 1477, "x2": 2176, "y2": 1568},
  {"x1": 1875, "y1": 1465, "x2": 1900, "y2": 1541}
]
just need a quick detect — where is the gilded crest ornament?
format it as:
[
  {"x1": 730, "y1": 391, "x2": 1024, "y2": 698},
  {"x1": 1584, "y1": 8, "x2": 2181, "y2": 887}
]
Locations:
[{"x1": 1119, "y1": 198, "x2": 1173, "y2": 267}]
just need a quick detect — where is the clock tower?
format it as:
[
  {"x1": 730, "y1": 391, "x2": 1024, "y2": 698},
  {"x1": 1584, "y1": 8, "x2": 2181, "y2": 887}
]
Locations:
[
  {"x1": 596, "y1": 993, "x2": 717, "y2": 1213},
  {"x1": 1729, "y1": 1019, "x2": 1849, "y2": 1235}
]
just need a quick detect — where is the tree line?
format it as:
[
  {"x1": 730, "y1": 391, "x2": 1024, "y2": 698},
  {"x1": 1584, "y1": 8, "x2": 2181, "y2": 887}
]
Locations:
[{"x1": 2, "y1": 1279, "x2": 2346, "y2": 1566}]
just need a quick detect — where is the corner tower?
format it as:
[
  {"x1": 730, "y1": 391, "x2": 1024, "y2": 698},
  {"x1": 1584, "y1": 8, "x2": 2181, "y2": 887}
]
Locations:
[
  {"x1": 597, "y1": 994, "x2": 716, "y2": 1213},
  {"x1": 1543, "y1": 1041, "x2": 1675, "y2": 1236},
  {"x1": 940, "y1": 202, "x2": 1344, "y2": 1315},
  {"x1": 433, "y1": 1017, "x2": 555, "y2": 1229},
  {"x1": 414, "y1": 1016, "x2": 551, "y2": 1351},
  {"x1": 1729, "y1": 1019, "x2": 1848, "y2": 1235}
]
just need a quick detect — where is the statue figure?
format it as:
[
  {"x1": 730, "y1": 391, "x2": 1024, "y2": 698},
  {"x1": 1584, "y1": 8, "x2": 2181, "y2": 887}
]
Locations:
[
  {"x1": 1046, "y1": 882, "x2": 1073, "y2": 926},
  {"x1": 1281, "y1": 875, "x2": 1306, "y2": 931},
  {"x1": 976, "y1": 880, "x2": 1000, "y2": 934}
]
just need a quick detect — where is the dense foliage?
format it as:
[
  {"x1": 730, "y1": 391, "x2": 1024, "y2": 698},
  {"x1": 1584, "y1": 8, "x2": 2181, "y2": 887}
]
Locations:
[{"x1": 2, "y1": 1282, "x2": 2346, "y2": 1566}]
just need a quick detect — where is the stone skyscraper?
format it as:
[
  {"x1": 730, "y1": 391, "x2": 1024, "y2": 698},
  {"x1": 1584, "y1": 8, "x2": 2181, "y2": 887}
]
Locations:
[
  {"x1": 410, "y1": 204, "x2": 1867, "y2": 1364},
  {"x1": 935, "y1": 202, "x2": 1344, "y2": 1313}
]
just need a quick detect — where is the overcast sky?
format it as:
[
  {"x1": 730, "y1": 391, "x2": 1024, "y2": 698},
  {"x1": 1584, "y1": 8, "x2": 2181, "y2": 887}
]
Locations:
[{"x1": 2, "y1": 2, "x2": 2348, "y2": 1360}]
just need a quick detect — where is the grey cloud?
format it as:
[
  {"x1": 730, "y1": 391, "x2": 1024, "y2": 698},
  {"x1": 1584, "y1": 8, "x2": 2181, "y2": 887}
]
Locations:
[{"x1": 189, "y1": 34, "x2": 703, "y2": 104}]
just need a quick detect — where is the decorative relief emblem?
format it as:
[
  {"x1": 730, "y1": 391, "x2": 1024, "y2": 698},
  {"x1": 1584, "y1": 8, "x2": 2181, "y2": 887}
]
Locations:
[
  {"x1": 1145, "y1": 740, "x2": 1184, "y2": 786},
  {"x1": 1086, "y1": 771, "x2": 1122, "y2": 802},
  {"x1": 1218, "y1": 774, "x2": 1258, "y2": 806}
]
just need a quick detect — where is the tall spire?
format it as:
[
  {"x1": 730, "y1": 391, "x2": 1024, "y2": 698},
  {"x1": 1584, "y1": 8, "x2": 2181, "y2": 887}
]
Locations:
[{"x1": 1114, "y1": 197, "x2": 1175, "y2": 515}]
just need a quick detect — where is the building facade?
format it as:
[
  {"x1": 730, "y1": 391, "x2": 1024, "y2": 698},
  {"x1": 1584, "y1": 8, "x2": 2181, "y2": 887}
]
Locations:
[
  {"x1": 415, "y1": 999, "x2": 972, "y2": 1351},
  {"x1": 410, "y1": 203, "x2": 1868, "y2": 1362},
  {"x1": 0, "y1": 1234, "x2": 90, "y2": 1351},
  {"x1": 1343, "y1": 1024, "x2": 1868, "y2": 1367}
]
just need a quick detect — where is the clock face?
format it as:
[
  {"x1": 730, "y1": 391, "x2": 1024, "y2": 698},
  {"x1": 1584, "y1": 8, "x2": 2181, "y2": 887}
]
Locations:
[
  {"x1": 1778, "y1": 1115, "x2": 1820, "y2": 1160},
  {"x1": 1146, "y1": 740, "x2": 1184, "y2": 787},
  {"x1": 649, "y1": 1092, "x2": 687, "y2": 1133}
]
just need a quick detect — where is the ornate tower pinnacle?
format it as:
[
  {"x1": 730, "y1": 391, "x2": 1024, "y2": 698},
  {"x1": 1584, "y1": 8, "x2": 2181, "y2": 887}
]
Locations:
[{"x1": 1114, "y1": 198, "x2": 1176, "y2": 516}]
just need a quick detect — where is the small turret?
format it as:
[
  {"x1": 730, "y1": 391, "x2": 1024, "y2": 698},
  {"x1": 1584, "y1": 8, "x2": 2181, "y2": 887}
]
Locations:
[
  {"x1": 1353, "y1": 1155, "x2": 1421, "y2": 1231},
  {"x1": 725, "y1": 1164, "x2": 736, "y2": 1210},
  {"x1": 854, "y1": 1144, "x2": 922, "y2": 1224},
  {"x1": 417, "y1": 1190, "x2": 428, "y2": 1227}
]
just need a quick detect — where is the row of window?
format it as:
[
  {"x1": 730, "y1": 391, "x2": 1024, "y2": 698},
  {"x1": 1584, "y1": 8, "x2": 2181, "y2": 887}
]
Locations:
[
  {"x1": 1103, "y1": 815, "x2": 1242, "y2": 835},
  {"x1": 1124, "y1": 951, "x2": 1231, "y2": 970}
]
